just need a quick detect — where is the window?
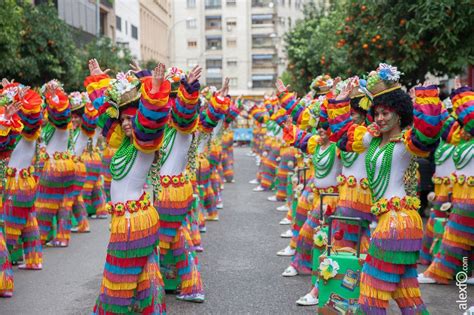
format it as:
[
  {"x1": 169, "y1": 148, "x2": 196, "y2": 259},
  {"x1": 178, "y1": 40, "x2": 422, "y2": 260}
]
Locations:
[
  {"x1": 227, "y1": 38, "x2": 237, "y2": 48},
  {"x1": 187, "y1": 0, "x2": 196, "y2": 8},
  {"x1": 229, "y1": 77, "x2": 238, "y2": 87},
  {"x1": 252, "y1": 75, "x2": 275, "y2": 88},
  {"x1": 131, "y1": 25, "x2": 138, "y2": 39},
  {"x1": 252, "y1": 54, "x2": 275, "y2": 68},
  {"x1": 226, "y1": 18, "x2": 237, "y2": 31},
  {"x1": 252, "y1": 34, "x2": 273, "y2": 48},
  {"x1": 116, "y1": 16, "x2": 122, "y2": 31},
  {"x1": 252, "y1": 0, "x2": 272, "y2": 7},
  {"x1": 186, "y1": 18, "x2": 197, "y2": 29},
  {"x1": 206, "y1": 77, "x2": 222, "y2": 87},
  {"x1": 206, "y1": 36, "x2": 222, "y2": 50},
  {"x1": 205, "y1": 0, "x2": 221, "y2": 9},
  {"x1": 125, "y1": 21, "x2": 128, "y2": 35},
  {"x1": 187, "y1": 40, "x2": 198, "y2": 48},
  {"x1": 226, "y1": 0, "x2": 236, "y2": 6},
  {"x1": 227, "y1": 58, "x2": 238, "y2": 67},
  {"x1": 206, "y1": 58, "x2": 223, "y2": 69},
  {"x1": 205, "y1": 16, "x2": 222, "y2": 30},
  {"x1": 252, "y1": 14, "x2": 275, "y2": 26}
]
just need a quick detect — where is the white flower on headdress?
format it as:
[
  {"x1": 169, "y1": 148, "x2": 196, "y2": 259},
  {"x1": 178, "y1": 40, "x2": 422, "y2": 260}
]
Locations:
[
  {"x1": 1, "y1": 87, "x2": 18, "y2": 102},
  {"x1": 69, "y1": 91, "x2": 83, "y2": 106},
  {"x1": 377, "y1": 63, "x2": 402, "y2": 82},
  {"x1": 326, "y1": 79, "x2": 334, "y2": 88}
]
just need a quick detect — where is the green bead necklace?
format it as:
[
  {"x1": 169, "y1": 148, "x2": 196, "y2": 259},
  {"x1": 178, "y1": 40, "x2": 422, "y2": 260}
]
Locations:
[
  {"x1": 341, "y1": 151, "x2": 359, "y2": 168},
  {"x1": 453, "y1": 139, "x2": 473, "y2": 170},
  {"x1": 110, "y1": 136, "x2": 138, "y2": 180},
  {"x1": 365, "y1": 137, "x2": 396, "y2": 201},
  {"x1": 434, "y1": 140, "x2": 455, "y2": 166},
  {"x1": 312, "y1": 142, "x2": 336, "y2": 179},
  {"x1": 42, "y1": 123, "x2": 55, "y2": 145},
  {"x1": 159, "y1": 126, "x2": 178, "y2": 166}
]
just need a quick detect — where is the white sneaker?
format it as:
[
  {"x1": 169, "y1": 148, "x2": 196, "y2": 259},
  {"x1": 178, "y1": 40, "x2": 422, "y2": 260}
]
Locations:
[
  {"x1": 216, "y1": 202, "x2": 224, "y2": 209},
  {"x1": 267, "y1": 195, "x2": 278, "y2": 202},
  {"x1": 279, "y1": 217, "x2": 291, "y2": 225},
  {"x1": 277, "y1": 246, "x2": 295, "y2": 256},
  {"x1": 417, "y1": 273, "x2": 436, "y2": 284},
  {"x1": 249, "y1": 179, "x2": 259, "y2": 185},
  {"x1": 253, "y1": 185, "x2": 265, "y2": 192},
  {"x1": 282, "y1": 265, "x2": 298, "y2": 277},
  {"x1": 277, "y1": 204, "x2": 290, "y2": 212},
  {"x1": 296, "y1": 293, "x2": 319, "y2": 306},
  {"x1": 280, "y1": 229, "x2": 293, "y2": 238}
]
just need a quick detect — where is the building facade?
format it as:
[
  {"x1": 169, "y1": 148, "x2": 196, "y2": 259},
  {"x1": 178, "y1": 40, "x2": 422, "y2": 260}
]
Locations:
[
  {"x1": 115, "y1": 0, "x2": 141, "y2": 60},
  {"x1": 171, "y1": 0, "x2": 305, "y2": 97},
  {"x1": 139, "y1": 0, "x2": 172, "y2": 64}
]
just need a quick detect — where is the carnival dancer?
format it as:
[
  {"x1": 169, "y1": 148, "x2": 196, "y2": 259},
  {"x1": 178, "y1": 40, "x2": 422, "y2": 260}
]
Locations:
[
  {"x1": 86, "y1": 59, "x2": 169, "y2": 314},
  {"x1": 1, "y1": 81, "x2": 43, "y2": 269},
  {"x1": 35, "y1": 80, "x2": 75, "y2": 247},
  {"x1": 277, "y1": 85, "x2": 341, "y2": 307},
  {"x1": 69, "y1": 91, "x2": 94, "y2": 233},
  {"x1": 153, "y1": 72, "x2": 229, "y2": 302},
  {"x1": 328, "y1": 64, "x2": 444, "y2": 314},
  {"x1": 221, "y1": 100, "x2": 241, "y2": 183},
  {"x1": 0, "y1": 88, "x2": 34, "y2": 297},
  {"x1": 418, "y1": 82, "x2": 474, "y2": 285}
]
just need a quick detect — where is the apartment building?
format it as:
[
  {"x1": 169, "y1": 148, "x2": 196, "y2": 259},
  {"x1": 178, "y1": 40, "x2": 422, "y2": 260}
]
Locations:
[
  {"x1": 115, "y1": 0, "x2": 141, "y2": 60},
  {"x1": 171, "y1": 0, "x2": 305, "y2": 97}
]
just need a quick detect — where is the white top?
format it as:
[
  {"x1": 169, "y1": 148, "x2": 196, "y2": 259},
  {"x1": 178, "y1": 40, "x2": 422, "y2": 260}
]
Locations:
[
  {"x1": 160, "y1": 131, "x2": 192, "y2": 176},
  {"x1": 46, "y1": 128, "x2": 69, "y2": 155},
  {"x1": 75, "y1": 131, "x2": 89, "y2": 156},
  {"x1": 212, "y1": 120, "x2": 224, "y2": 139},
  {"x1": 341, "y1": 151, "x2": 367, "y2": 180},
  {"x1": 434, "y1": 147, "x2": 456, "y2": 178},
  {"x1": 454, "y1": 146, "x2": 474, "y2": 177},
  {"x1": 8, "y1": 137, "x2": 35, "y2": 173},
  {"x1": 198, "y1": 133, "x2": 210, "y2": 154},
  {"x1": 110, "y1": 150, "x2": 154, "y2": 203},
  {"x1": 363, "y1": 133, "x2": 411, "y2": 199},
  {"x1": 314, "y1": 145, "x2": 342, "y2": 189}
]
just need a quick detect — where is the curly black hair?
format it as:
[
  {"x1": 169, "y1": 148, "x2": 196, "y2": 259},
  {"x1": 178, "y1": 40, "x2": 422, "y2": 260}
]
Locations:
[
  {"x1": 350, "y1": 96, "x2": 367, "y2": 117},
  {"x1": 71, "y1": 106, "x2": 85, "y2": 116},
  {"x1": 370, "y1": 89, "x2": 413, "y2": 129}
]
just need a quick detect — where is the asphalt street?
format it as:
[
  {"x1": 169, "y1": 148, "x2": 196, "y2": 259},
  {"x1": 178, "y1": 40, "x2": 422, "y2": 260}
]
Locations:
[{"x1": 0, "y1": 147, "x2": 471, "y2": 314}]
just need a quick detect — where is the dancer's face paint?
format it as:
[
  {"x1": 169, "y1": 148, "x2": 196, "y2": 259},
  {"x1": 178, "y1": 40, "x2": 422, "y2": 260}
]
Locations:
[
  {"x1": 374, "y1": 106, "x2": 399, "y2": 133},
  {"x1": 120, "y1": 114, "x2": 134, "y2": 137}
]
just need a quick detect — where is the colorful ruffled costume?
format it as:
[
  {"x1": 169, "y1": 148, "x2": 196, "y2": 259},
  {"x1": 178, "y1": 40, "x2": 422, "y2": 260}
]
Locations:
[
  {"x1": 87, "y1": 71, "x2": 170, "y2": 314},
  {"x1": 423, "y1": 86, "x2": 474, "y2": 284}
]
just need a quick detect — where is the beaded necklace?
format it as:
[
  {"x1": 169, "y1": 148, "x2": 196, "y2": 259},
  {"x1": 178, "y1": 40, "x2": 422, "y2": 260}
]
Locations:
[
  {"x1": 365, "y1": 137, "x2": 396, "y2": 201},
  {"x1": 42, "y1": 123, "x2": 55, "y2": 145},
  {"x1": 341, "y1": 151, "x2": 358, "y2": 168},
  {"x1": 312, "y1": 142, "x2": 336, "y2": 179},
  {"x1": 159, "y1": 126, "x2": 178, "y2": 166},
  {"x1": 453, "y1": 139, "x2": 473, "y2": 170},
  {"x1": 434, "y1": 140, "x2": 455, "y2": 166},
  {"x1": 67, "y1": 128, "x2": 80, "y2": 153},
  {"x1": 110, "y1": 136, "x2": 138, "y2": 180}
]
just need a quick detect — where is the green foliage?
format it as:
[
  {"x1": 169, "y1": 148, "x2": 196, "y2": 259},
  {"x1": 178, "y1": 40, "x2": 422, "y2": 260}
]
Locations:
[
  {"x1": 284, "y1": 0, "x2": 474, "y2": 92},
  {"x1": 140, "y1": 59, "x2": 161, "y2": 72}
]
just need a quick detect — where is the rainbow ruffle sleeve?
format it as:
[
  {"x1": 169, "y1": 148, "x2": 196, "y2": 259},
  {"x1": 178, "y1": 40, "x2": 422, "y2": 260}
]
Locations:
[
  {"x1": 451, "y1": 86, "x2": 474, "y2": 137},
  {"x1": 249, "y1": 105, "x2": 268, "y2": 124},
  {"x1": 224, "y1": 103, "x2": 241, "y2": 127},
  {"x1": 171, "y1": 79, "x2": 200, "y2": 134},
  {"x1": 81, "y1": 102, "x2": 99, "y2": 138},
  {"x1": 0, "y1": 107, "x2": 23, "y2": 157},
  {"x1": 270, "y1": 108, "x2": 288, "y2": 127},
  {"x1": 199, "y1": 94, "x2": 229, "y2": 133},
  {"x1": 84, "y1": 74, "x2": 111, "y2": 114},
  {"x1": 282, "y1": 124, "x2": 320, "y2": 155},
  {"x1": 17, "y1": 89, "x2": 43, "y2": 141},
  {"x1": 404, "y1": 85, "x2": 448, "y2": 157},
  {"x1": 278, "y1": 91, "x2": 309, "y2": 129},
  {"x1": 132, "y1": 78, "x2": 171, "y2": 153},
  {"x1": 440, "y1": 116, "x2": 461, "y2": 145},
  {"x1": 45, "y1": 89, "x2": 71, "y2": 130}
]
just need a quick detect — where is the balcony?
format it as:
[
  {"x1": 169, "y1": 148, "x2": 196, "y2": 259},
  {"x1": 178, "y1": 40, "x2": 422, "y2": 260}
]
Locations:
[
  {"x1": 251, "y1": 14, "x2": 275, "y2": 28},
  {"x1": 252, "y1": 0, "x2": 273, "y2": 8},
  {"x1": 252, "y1": 54, "x2": 276, "y2": 69},
  {"x1": 205, "y1": 0, "x2": 222, "y2": 9},
  {"x1": 206, "y1": 36, "x2": 222, "y2": 51},
  {"x1": 252, "y1": 74, "x2": 276, "y2": 89},
  {"x1": 205, "y1": 16, "x2": 222, "y2": 31},
  {"x1": 252, "y1": 35, "x2": 275, "y2": 49}
]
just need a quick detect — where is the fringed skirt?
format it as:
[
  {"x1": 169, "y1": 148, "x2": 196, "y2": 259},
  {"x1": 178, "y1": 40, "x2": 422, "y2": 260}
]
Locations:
[
  {"x1": 290, "y1": 186, "x2": 339, "y2": 274},
  {"x1": 359, "y1": 196, "x2": 427, "y2": 314},
  {"x1": 197, "y1": 156, "x2": 215, "y2": 218},
  {"x1": 3, "y1": 167, "x2": 42, "y2": 267},
  {"x1": 290, "y1": 179, "x2": 315, "y2": 250},
  {"x1": 276, "y1": 146, "x2": 296, "y2": 201},
  {"x1": 81, "y1": 150, "x2": 107, "y2": 216},
  {"x1": 420, "y1": 176, "x2": 452, "y2": 264},
  {"x1": 93, "y1": 192, "x2": 165, "y2": 314},
  {"x1": 334, "y1": 176, "x2": 374, "y2": 253},
  {"x1": 0, "y1": 225, "x2": 14, "y2": 296},
  {"x1": 260, "y1": 140, "x2": 280, "y2": 190},
  {"x1": 424, "y1": 176, "x2": 474, "y2": 283}
]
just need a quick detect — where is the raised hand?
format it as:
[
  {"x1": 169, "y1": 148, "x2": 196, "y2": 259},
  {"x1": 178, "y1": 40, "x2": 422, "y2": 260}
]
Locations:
[
  {"x1": 129, "y1": 60, "x2": 142, "y2": 73},
  {"x1": 88, "y1": 59, "x2": 110, "y2": 76},
  {"x1": 275, "y1": 78, "x2": 287, "y2": 93},
  {"x1": 221, "y1": 77, "x2": 230, "y2": 95},
  {"x1": 5, "y1": 101, "x2": 22, "y2": 120},
  {"x1": 336, "y1": 77, "x2": 355, "y2": 100},
  {"x1": 454, "y1": 76, "x2": 462, "y2": 89},
  {"x1": 187, "y1": 65, "x2": 202, "y2": 85},
  {"x1": 18, "y1": 86, "x2": 30, "y2": 100},
  {"x1": 1, "y1": 78, "x2": 12, "y2": 88},
  {"x1": 151, "y1": 63, "x2": 166, "y2": 94}
]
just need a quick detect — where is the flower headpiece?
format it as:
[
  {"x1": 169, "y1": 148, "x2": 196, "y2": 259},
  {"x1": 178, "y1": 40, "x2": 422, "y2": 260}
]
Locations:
[
  {"x1": 310, "y1": 74, "x2": 333, "y2": 94},
  {"x1": 104, "y1": 72, "x2": 140, "y2": 118},
  {"x1": 360, "y1": 63, "x2": 402, "y2": 101},
  {"x1": 69, "y1": 91, "x2": 90, "y2": 112},
  {"x1": 166, "y1": 67, "x2": 185, "y2": 93}
]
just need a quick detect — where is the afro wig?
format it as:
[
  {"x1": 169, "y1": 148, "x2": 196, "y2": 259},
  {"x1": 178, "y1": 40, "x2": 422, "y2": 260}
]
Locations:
[{"x1": 370, "y1": 88, "x2": 413, "y2": 129}]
